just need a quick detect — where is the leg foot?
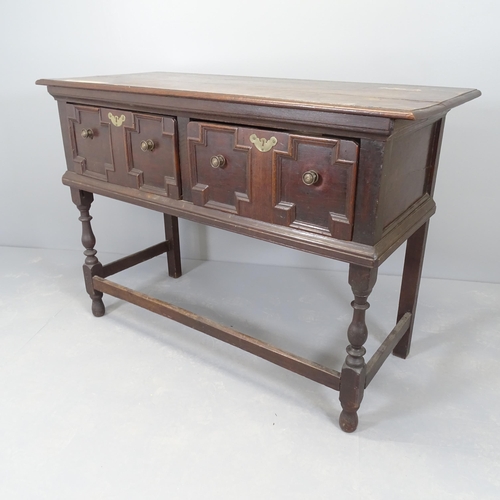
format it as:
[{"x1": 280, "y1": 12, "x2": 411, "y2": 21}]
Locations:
[
  {"x1": 91, "y1": 297, "x2": 105, "y2": 317},
  {"x1": 338, "y1": 265, "x2": 377, "y2": 433},
  {"x1": 339, "y1": 410, "x2": 358, "y2": 433}
]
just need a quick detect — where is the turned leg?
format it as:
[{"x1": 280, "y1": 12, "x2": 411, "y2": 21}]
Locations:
[
  {"x1": 71, "y1": 188, "x2": 105, "y2": 317},
  {"x1": 163, "y1": 214, "x2": 182, "y2": 278},
  {"x1": 339, "y1": 264, "x2": 378, "y2": 433},
  {"x1": 393, "y1": 222, "x2": 429, "y2": 359}
]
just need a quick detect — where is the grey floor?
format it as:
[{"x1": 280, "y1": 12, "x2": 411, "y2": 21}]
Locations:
[{"x1": 1, "y1": 246, "x2": 499, "y2": 499}]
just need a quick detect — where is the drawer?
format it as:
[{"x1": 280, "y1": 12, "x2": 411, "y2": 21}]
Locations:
[
  {"x1": 66, "y1": 104, "x2": 181, "y2": 199},
  {"x1": 187, "y1": 122, "x2": 358, "y2": 240}
]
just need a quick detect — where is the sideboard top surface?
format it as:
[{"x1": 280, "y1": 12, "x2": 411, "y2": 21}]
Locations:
[{"x1": 36, "y1": 72, "x2": 480, "y2": 121}]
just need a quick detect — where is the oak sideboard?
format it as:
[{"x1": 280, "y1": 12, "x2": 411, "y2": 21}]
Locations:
[{"x1": 37, "y1": 73, "x2": 480, "y2": 432}]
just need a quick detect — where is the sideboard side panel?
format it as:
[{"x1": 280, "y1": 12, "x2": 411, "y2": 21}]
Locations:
[
  {"x1": 378, "y1": 120, "x2": 440, "y2": 232},
  {"x1": 424, "y1": 117, "x2": 446, "y2": 198}
]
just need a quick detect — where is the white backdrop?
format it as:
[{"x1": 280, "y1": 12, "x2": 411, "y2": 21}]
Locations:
[{"x1": 1, "y1": 0, "x2": 498, "y2": 282}]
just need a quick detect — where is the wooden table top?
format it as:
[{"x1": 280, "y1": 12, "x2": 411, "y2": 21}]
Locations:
[{"x1": 36, "y1": 72, "x2": 481, "y2": 120}]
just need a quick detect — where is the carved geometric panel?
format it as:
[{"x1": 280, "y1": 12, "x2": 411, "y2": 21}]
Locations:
[
  {"x1": 66, "y1": 104, "x2": 180, "y2": 199},
  {"x1": 273, "y1": 135, "x2": 358, "y2": 240},
  {"x1": 187, "y1": 122, "x2": 252, "y2": 214},
  {"x1": 186, "y1": 121, "x2": 358, "y2": 240},
  {"x1": 125, "y1": 114, "x2": 180, "y2": 199},
  {"x1": 67, "y1": 104, "x2": 114, "y2": 181}
]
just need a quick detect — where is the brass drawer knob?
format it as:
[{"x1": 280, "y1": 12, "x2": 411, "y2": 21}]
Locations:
[
  {"x1": 302, "y1": 170, "x2": 319, "y2": 186},
  {"x1": 81, "y1": 129, "x2": 93, "y2": 139},
  {"x1": 140, "y1": 139, "x2": 155, "y2": 152},
  {"x1": 210, "y1": 155, "x2": 226, "y2": 168}
]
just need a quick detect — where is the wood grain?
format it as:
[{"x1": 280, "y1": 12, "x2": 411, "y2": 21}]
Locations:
[
  {"x1": 37, "y1": 72, "x2": 481, "y2": 120},
  {"x1": 93, "y1": 276, "x2": 341, "y2": 391},
  {"x1": 38, "y1": 72, "x2": 481, "y2": 433}
]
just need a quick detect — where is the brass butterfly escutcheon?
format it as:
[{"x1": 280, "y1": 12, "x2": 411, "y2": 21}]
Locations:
[
  {"x1": 249, "y1": 134, "x2": 277, "y2": 153},
  {"x1": 108, "y1": 113, "x2": 126, "y2": 127}
]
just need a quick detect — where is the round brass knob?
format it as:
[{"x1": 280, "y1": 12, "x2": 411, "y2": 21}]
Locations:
[
  {"x1": 140, "y1": 139, "x2": 155, "y2": 152},
  {"x1": 81, "y1": 129, "x2": 93, "y2": 139},
  {"x1": 210, "y1": 155, "x2": 226, "y2": 168},
  {"x1": 302, "y1": 170, "x2": 319, "y2": 186}
]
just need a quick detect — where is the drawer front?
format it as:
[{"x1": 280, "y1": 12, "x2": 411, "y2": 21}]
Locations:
[
  {"x1": 187, "y1": 122, "x2": 358, "y2": 240},
  {"x1": 187, "y1": 122, "x2": 254, "y2": 214},
  {"x1": 66, "y1": 104, "x2": 180, "y2": 199},
  {"x1": 273, "y1": 135, "x2": 358, "y2": 240},
  {"x1": 67, "y1": 104, "x2": 113, "y2": 180}
]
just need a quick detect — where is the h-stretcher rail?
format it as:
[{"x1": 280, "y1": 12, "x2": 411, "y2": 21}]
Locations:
[{"x1": 94, "y1": 244, "x2": 412, "y2": 396}]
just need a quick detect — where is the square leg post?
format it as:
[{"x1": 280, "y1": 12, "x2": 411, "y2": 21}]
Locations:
[
  {"x1": 339, "y1": 264, "x2": 378, "y2": 433},
  {"x1": 393, "y1": 221, "x2": 429, "y2": 359},
  {"x1": 71, "y1": 188, "x2": 105, "y2": 317},
  {"x1": 163, "y1": 214, "x2": 182, "y2": 278}
]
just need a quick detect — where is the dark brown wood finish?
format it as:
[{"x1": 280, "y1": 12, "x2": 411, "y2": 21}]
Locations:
[
  {"x1": 124, "y1": 113, "x2": 180, "y2": 199},
  {"x1": 46, "y1": 85, "x2": 396, "y2": 140},
  {"x1": 61, "y1": 170, "x2": 381, "y2": 267},
  {"x1": 37, "y1": 73, "x2": 480, "y2": 120},
  {"x1": 92, "y1": 276, "x2": 341, "y2": 390},
  {"x1": 67, "y1": 104, "x2": 113, "y2": 180},
  {"x1": 163, "y1": 214, "x2": 182, "y2": 278},
  {"x1": 66, "y1": 103, "x2": 181, "y2": 199},
  {"x1": 339, "y1": 265, "x2": 378, "y2": 432},
  {"x1": 352, "y1": 139, "x2": 386, "y2": 245},
  {"x1": 365, "y1": 312, "x2": 412, "y2": 386},
  {"x1": 272, "y1": 134, "x2": 358, "y2": 240},
  {"x1": 71, "y1": 188, "x2": 105, "y2": 317},
  {"x1": 38, "y1": 73, "x2": 480, "y2": 433},
  {"x1": 101, "y1": 242, "x2": 168, "y2": 278},
  {"x1": 393, "y1": 117, "x2": 446, "y2": 358},
  {"x1": 187, "y1": 122, "x2": 254, "y2": 214},
  {"x1": 177, "y1": 116, "x2": 192, "y2": 202},
  {"x1": 187, "y1": 122, "x2": 358, "y2": 239},
  {"x1": 393, "y1": 221, "x2": 430, "y2": 359}
]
